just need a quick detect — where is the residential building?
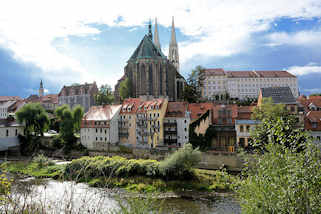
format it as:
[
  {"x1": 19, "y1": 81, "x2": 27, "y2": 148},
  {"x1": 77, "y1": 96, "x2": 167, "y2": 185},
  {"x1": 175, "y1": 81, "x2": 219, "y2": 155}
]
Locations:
[
  {"x1": 210, "y1": 104, "x2": 238, "y2": 152},
  {"x1": 0, "y1": 101, "x2": 16, "y2": 119},
  {"x1": 80, "y1": 105, "x2": 121, "y2": 151},
  {"x1": 163, "y1": 102, "x2": 190, "y2": 148},
  {"x1": 201, "y1": 69, "x2": 298, "y2": 100},
  {"x1": 118, "y1": 98, "x2": 141, "y2": 147},
  {"x1": 115, "y1": 18, "x2": 185, "y2": 103},
  {"x1": 25, "y1": 94, "x2": 58, "y2": 111},
  {"x1": 235, "y1": 120, "x2": 260, "y2": 148},
  {"x1": 0, "y1": 118, "x2": 24, "y2": 153},
  {"x1": 136, "y1": 98, "x2": 168, "y2": 148},
  {"x1": 304, "y1": 111, "x2": 321, "y2": 144},
  {"x1": 297, "y1": 95, "x2": 321, "y2": 112},
  {"x1": 58, "y1": 82, "x2": 98, "y2": 112}
]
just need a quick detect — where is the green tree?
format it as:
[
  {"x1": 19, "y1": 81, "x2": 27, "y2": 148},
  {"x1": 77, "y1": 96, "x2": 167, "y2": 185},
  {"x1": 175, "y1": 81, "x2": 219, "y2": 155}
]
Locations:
[
  {"x1": 237, "y1": 142, "x2": 321, "y2": 213},
  {"x1": 72, "y1": 105, "x2": 84, "y2": 133},
  {"x1": 183, "y1": 65, "x2": 205, "y2": 103},
  {"x1": 249, "y1": 98, "x2": 306, "y2": 153},
  {"x1": 55, "y1": 105, "x2": 84, "y2": 150},
  {"x1": 95, "y1": 84, "x2": 114, "y2": 105},
  {"x1": 119, "y1": 77, "x2": 131, "y2": 101},
  {"x1": 16, "y1": 103, "x2": 49, "y2": 137}
]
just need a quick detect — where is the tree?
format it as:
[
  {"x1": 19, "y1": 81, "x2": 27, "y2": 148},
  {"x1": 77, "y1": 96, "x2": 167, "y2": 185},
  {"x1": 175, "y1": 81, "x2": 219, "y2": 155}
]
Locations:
[
  {"x1": 237, "y1": 142, "x2": 321, "y2": 213},
  {"x1": 249, "y1": 98, "x2": 307, "y2": 153},
  {"x1": 119, "y1": 78, "x2": 131, "y2": 101},
  {"x1": 54, "y1": 105, "x2": 84, "y2": 150},
  {"x1": 16, "y1": 103, "x2": 49, "y2": 137},
  {"x1": 183, "y1": 65, "x2": 205, "y2": 103},
  {"x1": 94, "y1": 84, "x2": 114, "y2": 105},
  {"x1": 72, "y1": 105, "x2": 84, "y2": 133}
]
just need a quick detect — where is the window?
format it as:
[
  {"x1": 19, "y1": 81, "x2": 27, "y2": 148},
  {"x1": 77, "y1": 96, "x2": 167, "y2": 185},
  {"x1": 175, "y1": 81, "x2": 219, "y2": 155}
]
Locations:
[
  {"x1": 184, "y1": 120, "x2": 187, "y2": 123},
  {"x1": 15, "y1": 129, "x2": 18, "y2": 136},
  {"x1": 105, "y1": 130, "x2": 107, "y2": 134},
  {"x1": 184, "y1": 128, "x2": 187, "y2": 132},
  {"x1": 6, "y1": 129, "x2": 9, "y2": 137},
  {"x1": 96, "y1": 137, "x2": 98, "y2": 141},
  {"x1": 246, "y1": 125, "x2": 250, "y2": 132},
  {"x1": 96, "y1": 128, "x2": 98, "y2": 133},
  {"x1": 312, "y1": 122, "x2": 317, "y2": 128},
  {"x1": 240, "y1": 125, "x2": 244, "y2": 132}
]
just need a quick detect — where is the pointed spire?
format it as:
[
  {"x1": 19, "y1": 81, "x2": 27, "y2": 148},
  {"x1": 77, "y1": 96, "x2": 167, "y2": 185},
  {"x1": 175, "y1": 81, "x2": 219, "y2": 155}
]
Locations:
[
  {"x1": 154, "y1": 18, "x2": 161, "y2": 50},
  {"x1": 170, "y1": 16, "x2": 177, "y2": 45},
  {"x1": 169, "y1": 16, "x2": 179, "y2": 72},
  {"x1": 39, "y1": 80, "x2": 44, "y2": 97},
  {"x1": 148, "y1": 19, "x2": 153, "y2": 40},
  {"x1": 40, "y1": 79, "x2": 43, "y2": 88}
]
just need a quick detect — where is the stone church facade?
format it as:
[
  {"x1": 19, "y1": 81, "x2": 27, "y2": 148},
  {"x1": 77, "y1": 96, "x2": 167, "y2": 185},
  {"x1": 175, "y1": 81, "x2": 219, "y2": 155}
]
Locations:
[{"x1": 115, "y1": 18, "x2": 184, "y2": 103}]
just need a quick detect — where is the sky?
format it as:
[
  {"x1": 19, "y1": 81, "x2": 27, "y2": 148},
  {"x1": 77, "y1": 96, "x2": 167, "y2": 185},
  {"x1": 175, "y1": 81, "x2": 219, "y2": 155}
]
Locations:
[{"x1": 1, "y1": 0, "x2": 321, "y2": 98}]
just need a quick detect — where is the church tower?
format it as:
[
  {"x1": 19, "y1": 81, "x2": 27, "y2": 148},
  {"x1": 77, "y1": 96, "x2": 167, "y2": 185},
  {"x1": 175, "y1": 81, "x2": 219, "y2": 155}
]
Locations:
[
  {"x1": 169, "y1": 16, "x2": 179, "y2": 72},
  {"x1": 154, "y1": 18, "x2": 161, "y2": 50},
  {"x1": 39, "y1": 80, "x2": 44, "y2": 97}
]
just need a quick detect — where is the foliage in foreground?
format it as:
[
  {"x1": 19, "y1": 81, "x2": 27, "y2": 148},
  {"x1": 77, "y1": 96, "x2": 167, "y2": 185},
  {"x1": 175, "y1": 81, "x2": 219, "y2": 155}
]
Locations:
[
  {"x1": 250, "y1": 97, "x2": 307, "y2": 153},
  {"x1": 237, "y1": 143, "x2": 321, "y2": 214}
]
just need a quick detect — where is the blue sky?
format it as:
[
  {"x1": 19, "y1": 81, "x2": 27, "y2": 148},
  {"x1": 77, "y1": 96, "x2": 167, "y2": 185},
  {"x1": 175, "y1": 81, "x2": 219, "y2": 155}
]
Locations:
[{"x1": 0, "y1": 0, "x2": 321, "y2": 98}]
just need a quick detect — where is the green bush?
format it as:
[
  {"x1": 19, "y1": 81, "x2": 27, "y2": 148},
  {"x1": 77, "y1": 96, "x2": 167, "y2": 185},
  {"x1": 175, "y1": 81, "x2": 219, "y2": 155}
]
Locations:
[
  {"x1": 236, "y1": 143, "x2": 321, "y2": 213},
  {"x1": 159, "y1": 143, "x2": 201, "y2": 179}
]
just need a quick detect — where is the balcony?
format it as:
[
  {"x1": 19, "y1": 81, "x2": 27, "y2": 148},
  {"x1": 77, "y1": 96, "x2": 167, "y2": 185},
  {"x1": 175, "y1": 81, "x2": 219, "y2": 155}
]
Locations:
[
  {"x1": 164, "y1": 122, "x2": 177, "y2": 127},
  {"x1": 164, "y1": 130, "x2": 177, "y2": 134},
  {"x1": 164, "y1": 139, "x2": 178, "y2": 145}
]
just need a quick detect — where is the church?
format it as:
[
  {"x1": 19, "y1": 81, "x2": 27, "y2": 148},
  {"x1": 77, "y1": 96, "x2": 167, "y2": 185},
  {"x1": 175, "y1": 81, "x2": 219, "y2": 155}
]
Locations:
[{"x1": 115, "y1": 17, "x2": 185, "y2": 102}]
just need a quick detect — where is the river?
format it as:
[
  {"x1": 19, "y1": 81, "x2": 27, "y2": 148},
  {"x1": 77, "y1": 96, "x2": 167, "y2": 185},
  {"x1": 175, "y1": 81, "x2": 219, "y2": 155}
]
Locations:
[{"x1": 9, "y1": 178, "x2": 241, "y2": 214}]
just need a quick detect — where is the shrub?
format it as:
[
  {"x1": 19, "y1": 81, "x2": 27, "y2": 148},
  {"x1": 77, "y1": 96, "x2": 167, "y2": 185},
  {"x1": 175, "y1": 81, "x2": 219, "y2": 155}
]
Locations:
[
  {"x1": 236, "y1": 143, "x2": 321, "y2": 213},
  {"x1": 159, "y1": 143, "x2": 201, "y2": 179},
  {"x1": 33, "y1": 154, "x2": 54, "y2": 168}
]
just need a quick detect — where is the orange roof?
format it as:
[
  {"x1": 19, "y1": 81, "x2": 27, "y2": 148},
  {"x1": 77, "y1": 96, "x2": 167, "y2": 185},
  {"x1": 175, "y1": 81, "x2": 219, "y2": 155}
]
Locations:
[
  {"x1": 188, "y1": 103, "x2": 214, "y2": 121},
  {"x1": 40, "y1": 94, "x2": 58, "y2": 104},
  {"x1": 305, "y1": 111, "x2": 321, "y2": 131},
  {"x1": 136, "y1": 98, "x2": 165, "y2": 113},
  {"x1": 212, "y1": 104, "x2": 238, "y2": 124},
  {"x1": 165, "y1": 102, "x2": 188, "y2": 118}
]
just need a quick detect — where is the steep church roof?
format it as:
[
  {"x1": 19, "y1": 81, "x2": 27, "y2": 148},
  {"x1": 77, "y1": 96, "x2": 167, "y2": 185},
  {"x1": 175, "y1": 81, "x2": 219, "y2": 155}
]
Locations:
[{"x1": 128, "y1": 35, "x2": 166, "y2": 62}]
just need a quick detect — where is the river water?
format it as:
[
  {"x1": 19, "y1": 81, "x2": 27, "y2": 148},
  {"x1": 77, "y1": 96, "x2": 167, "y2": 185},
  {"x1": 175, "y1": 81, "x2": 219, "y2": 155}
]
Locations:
[{"x1": 11, "y1": 178, "x2": 241, "y2": 214}]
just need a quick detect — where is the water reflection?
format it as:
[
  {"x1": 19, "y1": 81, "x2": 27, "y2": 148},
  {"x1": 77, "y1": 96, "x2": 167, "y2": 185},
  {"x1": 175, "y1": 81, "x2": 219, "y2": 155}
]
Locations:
[{"x1": 12, "y1": 178, "x2": 241, "y2": 214}]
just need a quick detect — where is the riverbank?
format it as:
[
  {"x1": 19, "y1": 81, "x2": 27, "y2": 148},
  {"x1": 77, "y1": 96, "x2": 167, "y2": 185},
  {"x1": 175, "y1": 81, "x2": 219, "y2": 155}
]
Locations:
[{"x1": 1, "y1": 156, "x2": 239, "y2": 197}]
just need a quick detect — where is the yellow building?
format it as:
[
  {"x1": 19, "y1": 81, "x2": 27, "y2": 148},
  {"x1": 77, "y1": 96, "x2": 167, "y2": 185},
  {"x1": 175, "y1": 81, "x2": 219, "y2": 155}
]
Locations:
[{"x1": 136, "y1": 98, "x2": 168, "y2": 148}]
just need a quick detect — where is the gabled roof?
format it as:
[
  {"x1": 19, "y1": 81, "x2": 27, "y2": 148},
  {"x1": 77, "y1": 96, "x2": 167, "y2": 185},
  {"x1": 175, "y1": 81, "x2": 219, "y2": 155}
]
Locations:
[
  {"x1": 83, "y1": 105, "x2": 121, "y2": 121},
  {"x1": 188, "y1": 103, "x2": 214, "y2": 121},
  {"x1": 128, "y1": 35, "x2": 166, "y2": 62},
  {"x1": 120, "y1": 98, "x2": 142, "y2": 114},
  {"x1": 260, "y1": 87, "x2": 297, "y2": 104},
  {"x1": 165, "y1": 102, "x2": 188, "y2": 118},
  {"x1": 58, "y1": 82, "x2": 98, "y2": 97},
  {"x1": 305, "y1": 111, "x2": 321, "y2": 131}
]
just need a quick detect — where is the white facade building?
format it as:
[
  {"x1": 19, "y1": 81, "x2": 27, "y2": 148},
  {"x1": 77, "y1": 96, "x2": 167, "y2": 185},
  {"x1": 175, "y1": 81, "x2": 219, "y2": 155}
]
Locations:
[
  {"x1": 202, "y1": 69, "x2": 298, "y2": 100},
  {"x1": 0, "y1": 119, "x2": 24, "y2": 152},
  {"x1": 0, "y1": 101, "x2": 16, "y2": 119},
  {"x1": 164, "y1": 102, "x2": 190, "y2": 148},
  {"x1": 80, "y1": 105, "x2": 121, "y2": 151}
]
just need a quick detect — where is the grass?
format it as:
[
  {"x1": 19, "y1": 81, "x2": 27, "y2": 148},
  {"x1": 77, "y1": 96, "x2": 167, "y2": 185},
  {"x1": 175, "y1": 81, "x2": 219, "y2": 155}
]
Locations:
[{"x1": 1, "y1": 161, "x2": 64, "y2": 179}]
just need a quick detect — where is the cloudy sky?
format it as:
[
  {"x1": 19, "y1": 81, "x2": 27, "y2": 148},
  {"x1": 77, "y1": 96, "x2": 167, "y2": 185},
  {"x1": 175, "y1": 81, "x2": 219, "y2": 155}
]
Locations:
[{"x1": 1, "y1": 0, "x2": 321, "y2": 97}]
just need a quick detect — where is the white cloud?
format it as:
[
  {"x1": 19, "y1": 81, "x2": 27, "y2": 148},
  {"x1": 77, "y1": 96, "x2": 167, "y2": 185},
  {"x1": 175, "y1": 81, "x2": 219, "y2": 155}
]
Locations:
[
  {"x1": 0, "y1": 0, "x2": 321, "y2": 88},
  {"x1": 267, "y1": 30, "x2": 321, "y2": 47},
  {"x1": 288, "y1": 62, "x2": 321, "y2": 76}
]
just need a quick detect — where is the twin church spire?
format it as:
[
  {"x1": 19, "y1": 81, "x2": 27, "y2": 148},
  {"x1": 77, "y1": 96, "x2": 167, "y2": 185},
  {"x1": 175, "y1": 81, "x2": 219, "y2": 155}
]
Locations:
[{"x1": 149, "y1": 17, "x2": 179, "y2": 72}]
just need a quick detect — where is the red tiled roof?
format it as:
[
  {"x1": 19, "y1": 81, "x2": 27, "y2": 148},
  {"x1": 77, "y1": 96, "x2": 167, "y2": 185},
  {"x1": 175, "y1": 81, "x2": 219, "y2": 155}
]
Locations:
[
  {"x1": 165, "y1": 102, "x2": 188, "y2": 118},
  {"x1": 188, "y1": 103, "x2": 214, "y2": 121},
  {"x1": 237, "y1": 106, "x2": 254, "y2": 120},
  {"x1": 120, "y1": 98, "x2": 142, "y2": 114},
  {"x1": 203, "y1": 68, "x2": 296, "y2": 78},
  {"x1": 0, "y1": 96, "x2": 22, "y2": 102},
  {"x1": 40, "y1": 94, "x2": 58, "y2": 104},
  {"x1": 136, "y1": 98, "x2": 165, "y2": 113},
  {"x1": 297, "y1": 96, "x2": 321, "y2": 109},
  {"x1": 58, "y1": 82, "x2": 98, "y2": 97},
  {"x1": 305, "y1": 111, "x2": 321, "y2": 131}
]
